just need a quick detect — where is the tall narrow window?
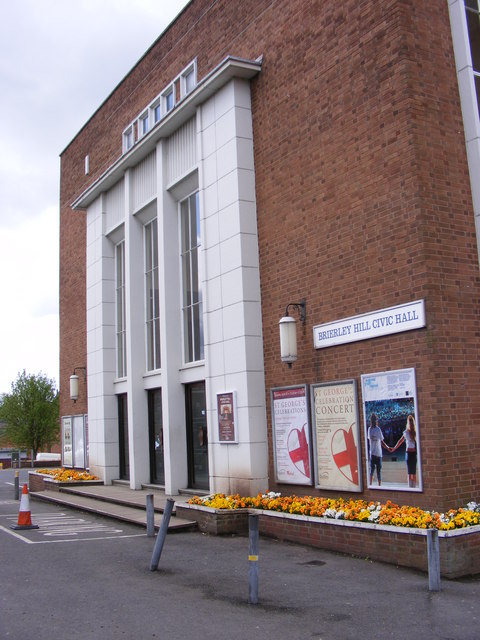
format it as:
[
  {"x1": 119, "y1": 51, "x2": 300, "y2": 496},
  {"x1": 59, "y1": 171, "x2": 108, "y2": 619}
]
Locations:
[
  {"x1": 115, "y1": 241, "x2": 126, "y2": 378},
  {"x1": 145, "y1": 218, "x2": 160, "y2": 371},
  {"x1": 465, "y1": 0, "x2": 480, "y2": 117},
  {"x1": 180, "y1": 192, "x2": 203, "y2": 363}
]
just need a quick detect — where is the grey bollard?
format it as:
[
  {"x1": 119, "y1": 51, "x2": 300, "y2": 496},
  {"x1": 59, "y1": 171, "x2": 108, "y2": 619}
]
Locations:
[
  {"x1": 248, "y1": 514, "x2": 259, "y2": 604},
  {"x1": 427, "y1": 528, "x2": 441, "y2": 591},
  {"x1": 146, "y1": 494, "x2": 155, "y2": 537},
  {"x1": 150, "y1": 498, "x2": 175, "y2": 571},
  {"x1": 14, "y1": 471, "x2": 19, "y2": 500}
]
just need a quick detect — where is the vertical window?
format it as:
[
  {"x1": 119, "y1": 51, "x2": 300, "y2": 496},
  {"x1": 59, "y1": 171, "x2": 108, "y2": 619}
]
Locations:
[
  {"x1": 164, "y1": 87, "x2": 174, "y2": 113},
  {"x1": 153, "y1": 101, "x2": 161, "y2": 123},
  {"x1": 139, "y1": 112, "x2": 149, "y2": 137},
  {"x1": 116, "y1": 241, "x2": 127, "y2": 378},
  {"x1": 145, "y1": 219, "x2": 160, "y2": 371},
  {"x1": 181, "y1": 62, "x2": 197, "y2": 96},
  {"x1": 123, "y1": 125, "x2": 134, "y2": 153},
  {"x1": 465, "y1": 0, "x2": 480, "y2": 117},
  {"x1": 180, "y1": 192, "x2": 203, "y2": 363}
]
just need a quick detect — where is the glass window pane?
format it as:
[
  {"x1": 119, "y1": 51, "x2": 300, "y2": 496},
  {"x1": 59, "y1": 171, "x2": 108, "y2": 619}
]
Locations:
[
  {"x1": 180, "y1": 200, "x2": 190, "y2": 252},
  {"x1": 184, "y1": 307, "x2": 193, "y2": 361},
  {"x1": 185, "y1": 69, "x2": 195, "y2": 93},
  {"x1": 475, "y1": 74, "x2": 480, "y2": 117},
  {"x1": 191, "y1": 247, "x2": 199, "y2": 304},
  {"x1": 152, "y1": 219, "x2": 158, "y2": 264},
  {"x1": 466, "y1": 8, "x2": 480, "y2": 72},
  {"x1": 145, "y1": 224, "x2": 152, "y2": 270}
]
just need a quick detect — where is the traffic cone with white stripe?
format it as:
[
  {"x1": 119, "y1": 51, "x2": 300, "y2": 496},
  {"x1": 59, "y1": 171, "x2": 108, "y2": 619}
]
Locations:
[{"x1": 11, "y1": 483, "x2": 39, "y2": 530}]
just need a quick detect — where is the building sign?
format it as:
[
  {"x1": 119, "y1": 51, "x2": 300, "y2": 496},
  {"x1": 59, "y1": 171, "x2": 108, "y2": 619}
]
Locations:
[
  {"x1": 217, "y1": 391, "x2": 237, "y2": 443},
  {"x1": 361, "y1": 368, "x2": 422, "y2": 491},
  {"x1": 313, "y1": 299, "x2": 426, "y2": 349},
  {"x1": 310, "y1": 380, "x2": 362, "y2": 492},
  {"x1": 271, "y1": 385, "x2": 313, "y2": 485}
]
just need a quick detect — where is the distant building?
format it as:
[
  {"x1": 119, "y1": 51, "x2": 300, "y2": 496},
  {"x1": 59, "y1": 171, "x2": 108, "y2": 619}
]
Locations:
[{"x1": 60, "y1": 0, "x2": 480, "y2": 510}]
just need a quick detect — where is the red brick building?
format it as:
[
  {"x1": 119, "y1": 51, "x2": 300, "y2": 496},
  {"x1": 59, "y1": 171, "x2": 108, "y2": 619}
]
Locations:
[{"x1": 60, "y1": 0, "x2": 480, "y2": 511}]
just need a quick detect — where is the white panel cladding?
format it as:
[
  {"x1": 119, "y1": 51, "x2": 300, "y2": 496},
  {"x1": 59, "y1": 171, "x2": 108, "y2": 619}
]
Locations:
[
  {"x1": 105, "y1": 179, "x2": 125, "y2": 233},
  {"x1": 198, "y1": 78, "x2": 268, "y2": 496},
  {"x1": 166, "y1": 117, "x2": 197, "y2": 185},
  {"x1": 86, "y1": 195, "x2": 119, "y2": 483},
  {"x1": 131, "y1": 150, "x2": 156, "y2": 212}
]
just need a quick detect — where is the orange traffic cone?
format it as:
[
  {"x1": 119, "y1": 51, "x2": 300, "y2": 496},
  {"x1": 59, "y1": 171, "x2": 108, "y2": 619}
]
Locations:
[{"x1": 11, "y1": 483, "x2": 39, "y2": 530}]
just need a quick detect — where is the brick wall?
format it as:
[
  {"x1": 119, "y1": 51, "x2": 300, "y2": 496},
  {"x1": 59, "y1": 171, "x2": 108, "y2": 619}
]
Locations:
[
  {"x1": 60, "y1": 0, "x2": 480, "y2": 510},
  {"x1": 176, "y1": 503, "x2": 480, "y2": 579}
]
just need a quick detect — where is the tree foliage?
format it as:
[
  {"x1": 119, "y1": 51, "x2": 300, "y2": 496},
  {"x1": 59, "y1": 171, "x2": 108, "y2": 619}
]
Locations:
[{"x1": 0, "y1": 371, "x2": 59, "y2": 457}]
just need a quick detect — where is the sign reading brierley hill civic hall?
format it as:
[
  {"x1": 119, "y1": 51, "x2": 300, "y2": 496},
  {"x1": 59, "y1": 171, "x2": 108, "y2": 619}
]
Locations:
[{"x1": 313, "y1": 300, "x2": 426, "y2": 349}]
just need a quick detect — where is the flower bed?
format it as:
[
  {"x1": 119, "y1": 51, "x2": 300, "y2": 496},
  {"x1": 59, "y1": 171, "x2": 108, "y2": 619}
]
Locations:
[
  {"x1": 29, "y1": 469, "x2": 102, "y2": 493},
  {"x1": 188, "y1": 493, "x2": 480, "y2": 531},
  {"x1": 36, "y1": 468, "x2": 99, "y2": 482},
  {"x1": 175, "y1": 493, "x2": 480, "y2": 579}
]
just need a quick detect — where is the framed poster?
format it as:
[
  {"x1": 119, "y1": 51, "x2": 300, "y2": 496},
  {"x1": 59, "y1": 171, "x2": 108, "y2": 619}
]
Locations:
[
  {"x1": 62, "y1": 417, "x2": 73, "y2": 467},
  {"x1": 310, "y1": 380, "x2": 362, "y2": 492},
  {"x1": 361, "y1": 368, "x2": 422, "y2": 491},
  {"x1": 271, "y1": 385, "x2": 313, "y2": 485},
  {"x1": 217, "y1": 391, "x2": 238, "y2": 443}
]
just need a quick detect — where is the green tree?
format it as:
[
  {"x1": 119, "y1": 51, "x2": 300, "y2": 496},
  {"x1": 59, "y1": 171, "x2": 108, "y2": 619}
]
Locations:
[{"x1": 0, "y1": 371, "x2": 59, "y2": 458}]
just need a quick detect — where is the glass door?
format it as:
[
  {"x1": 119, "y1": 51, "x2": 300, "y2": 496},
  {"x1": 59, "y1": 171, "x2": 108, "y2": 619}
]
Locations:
[
  {"x1": 148, "y1": 388, "x2": 165, "y2": 485},
  {"x1": 185, "y1": 382, "x2": 209, "y2": 490},
  {"x1": 118, "y1": 394, "x2": 129, "y2": 480}
]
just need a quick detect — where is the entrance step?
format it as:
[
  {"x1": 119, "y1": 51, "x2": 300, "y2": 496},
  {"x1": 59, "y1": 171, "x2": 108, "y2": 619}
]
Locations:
[{"x1": 30, "y1": 485, "x2": 197, "y2": 532}]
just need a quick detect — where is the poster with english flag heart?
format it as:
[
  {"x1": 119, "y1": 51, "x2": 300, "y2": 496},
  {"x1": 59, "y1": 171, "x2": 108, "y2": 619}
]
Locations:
[
  {"x1": 310, "y1": 380, "x2": 363, "y2": 492},
  {"x1": 271, "y1": 385, "x2": 313, "y2": 485}
]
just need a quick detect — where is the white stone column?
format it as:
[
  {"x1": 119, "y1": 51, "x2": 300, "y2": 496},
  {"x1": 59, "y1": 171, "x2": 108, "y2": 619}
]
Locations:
[
  {"x1": 156, "y1": 140, "x2": 189, "y2": 494},
  {"x1": 86, "y1": 194, "x2": 119, "y2": 483},
  {"x1": 124, "y1": 170, "x2": 150, "y2": 489},
  {"x1": 199, "y1": 78, "x2": 268, "y2": 496}
]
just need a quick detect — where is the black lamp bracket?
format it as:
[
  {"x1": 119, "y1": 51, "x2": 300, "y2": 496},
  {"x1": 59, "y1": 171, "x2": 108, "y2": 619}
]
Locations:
[
  {"x1": 73, "y1": 366, "x2": 87, "y2": 380},
  {"x1": 284, "y1": 298, "x2": 306, "y2": 325}
]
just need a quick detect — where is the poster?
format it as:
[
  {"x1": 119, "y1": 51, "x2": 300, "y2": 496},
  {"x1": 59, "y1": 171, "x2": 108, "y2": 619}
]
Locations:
[
  {"x1": 271, "y1": 385, "x2": 313, "y2": 485},
  {"x1": 217, "y1": 391, "x2": 237, "y2": 443},
  {"x1": 361, "y1": 368, "x2": 422, "y2": 491},
  {"x1": 310, "y1": 380, "x2": 362, "y2": 492},
  {"x1": 62, "y1": 417, "x2": 72, "y2": 467}
]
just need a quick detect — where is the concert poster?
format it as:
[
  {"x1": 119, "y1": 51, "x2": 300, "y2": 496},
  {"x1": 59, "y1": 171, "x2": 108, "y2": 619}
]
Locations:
[
  {"x1": 310, "y1": 380, "x2": 362, "y2": 492},
  {"x1": 271, "y1": 385, "x2": 313, "y2": 485}
]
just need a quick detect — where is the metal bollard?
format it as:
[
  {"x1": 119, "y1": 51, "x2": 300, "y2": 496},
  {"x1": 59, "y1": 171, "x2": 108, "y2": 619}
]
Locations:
[
  {"x1": 427, "y1": 528, "x2": 441, "y2": 591},
  {"x1": 146, "y1": 494, "x2": 155, "y2": 537},
  {"x1": 248, "y1": 514, "x2": 259, "y2": 604},
  {"x1": 14, "y1": 471, "x2": 20, "y2": 500},
  {"x1": 150, "y1": 498, "x2": 175, "y2": 571}
]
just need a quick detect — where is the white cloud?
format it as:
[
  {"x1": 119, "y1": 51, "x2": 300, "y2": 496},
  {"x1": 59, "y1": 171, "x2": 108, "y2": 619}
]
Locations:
[{"x1": 0, "y1": 0, "x2": 190, "y2": 393}]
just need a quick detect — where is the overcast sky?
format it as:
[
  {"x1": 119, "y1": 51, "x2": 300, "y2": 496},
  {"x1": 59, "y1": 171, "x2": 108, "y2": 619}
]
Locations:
[{"x1": 0, "y1": 0, "x2": 190, "y2": 395}]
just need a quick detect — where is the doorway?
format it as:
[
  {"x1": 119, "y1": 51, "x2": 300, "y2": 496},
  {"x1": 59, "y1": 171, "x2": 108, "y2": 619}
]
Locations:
[
  {"x1": 148, "y1": 388, "x2": 165, "y2": 485},
  {"x1": 185, "y1": 382, "x2": 209, "y2": 490},
  {"x1": 118, "y1": 394, "x2": 129, "y2": 481}
]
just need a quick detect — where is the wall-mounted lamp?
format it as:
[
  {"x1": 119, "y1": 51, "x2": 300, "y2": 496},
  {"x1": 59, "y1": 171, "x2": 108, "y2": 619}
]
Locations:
[
  {"x1": 279, "y1": 298, "x2": 306, "y2": 367},
  {"x1": 70, "y1": 366, "x2": 87, "y2": 403}
]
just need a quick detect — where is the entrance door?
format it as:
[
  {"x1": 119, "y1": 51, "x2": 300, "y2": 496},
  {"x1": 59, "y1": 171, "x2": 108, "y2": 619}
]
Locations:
[
  {"x1": 148, "y1": 388, "x2": 165, "y2": 485},
  {"x1": 118, "y1": 394, "x2": 129, "y2": 481},
  {"x1": 185, "y1": 382, "x2": 209, "y2": 490}
]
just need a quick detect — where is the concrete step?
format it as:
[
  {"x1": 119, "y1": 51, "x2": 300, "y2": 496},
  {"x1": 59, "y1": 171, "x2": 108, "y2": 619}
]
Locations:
[{"x1": 31, "y1": 489, "x2": 197, "y2": 532}]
